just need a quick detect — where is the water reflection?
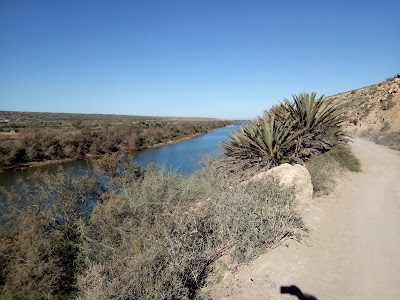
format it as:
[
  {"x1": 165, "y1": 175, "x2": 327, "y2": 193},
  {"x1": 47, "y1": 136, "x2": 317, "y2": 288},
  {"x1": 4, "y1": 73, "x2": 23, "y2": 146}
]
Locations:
[
  {"x1": 130, "y1": 124, "x2": 240, "y2": 174},
  {"x1": 0, "y1": 125, "x2": 240, "y2": 190}
]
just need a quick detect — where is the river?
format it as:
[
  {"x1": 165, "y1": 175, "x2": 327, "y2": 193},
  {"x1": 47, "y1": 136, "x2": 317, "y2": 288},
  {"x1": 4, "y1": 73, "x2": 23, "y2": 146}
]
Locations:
[{"x1": 0, "y1": 124, "x2": 241, "y2": 190}]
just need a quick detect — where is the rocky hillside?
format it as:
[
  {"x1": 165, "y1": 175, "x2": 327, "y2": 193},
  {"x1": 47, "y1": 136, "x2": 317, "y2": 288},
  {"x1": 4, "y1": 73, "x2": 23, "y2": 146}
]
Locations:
[{"x1": 326, "y1": 74, "x2": 400, "y2": 134}]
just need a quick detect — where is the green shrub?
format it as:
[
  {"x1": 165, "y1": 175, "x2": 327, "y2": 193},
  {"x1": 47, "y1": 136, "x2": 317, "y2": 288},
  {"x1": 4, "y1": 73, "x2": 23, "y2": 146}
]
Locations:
[{"x1": 221, "y1": 93, "x2": 348, "y2": 173}]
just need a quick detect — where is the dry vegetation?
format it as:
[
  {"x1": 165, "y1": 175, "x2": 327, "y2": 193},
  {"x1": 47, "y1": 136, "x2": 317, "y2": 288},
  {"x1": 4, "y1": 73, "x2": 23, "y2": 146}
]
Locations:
[
  {"x1": 0, "y1": 111, "x2": 217, "y2": 131},
  {"x1": 369, "y1": 131, "x2": 400, "y2": 151},
  {"x1": 0, "y1": 146, "x2": 360, "y2": 299},
  {"x1": 305, "y1": 144, "x2": 361, "y2": 196},
  {"x1": 0, "y1": 111, "x2": 230, "y2": 170},
  {"x1": 0, "y1": 91, "x2": 365, "y2": 299},
  {"x1": 0, "y1": 155, "x2": 302, "y2": 299},
  {"x1": 327, "y1": 74, "x2": 400, "y2": 150}
]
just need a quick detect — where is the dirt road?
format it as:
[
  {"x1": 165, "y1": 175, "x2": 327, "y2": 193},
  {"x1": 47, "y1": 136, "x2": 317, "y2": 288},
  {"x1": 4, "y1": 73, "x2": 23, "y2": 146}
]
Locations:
[{"x1": 206, "y1": 138, "x2": 400, "y2": 300}]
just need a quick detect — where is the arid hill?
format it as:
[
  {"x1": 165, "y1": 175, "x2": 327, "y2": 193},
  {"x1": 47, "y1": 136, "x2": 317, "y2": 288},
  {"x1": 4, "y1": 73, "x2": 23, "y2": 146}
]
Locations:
[{"x1": 326, "y1": 74, "x2": 400, "y2": 134}]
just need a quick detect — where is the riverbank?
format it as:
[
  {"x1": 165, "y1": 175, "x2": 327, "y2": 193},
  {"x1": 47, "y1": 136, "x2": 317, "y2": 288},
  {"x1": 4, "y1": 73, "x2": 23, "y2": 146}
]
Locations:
[
  {"x1": 146, "y1": 131, "x2": 204, "y2": 149},
  {"x1": 0, "y1": 120, "x2": 231, "y2": 172},
  {"x1": 0, "y1": 128, "x2": 362, "y2": 299},
  {"x1": 0, "y1": 131, "x2": 207, "y2": 172},
  {"x1": 0, "y1": 153, "x2": 302, "y2": 299}
]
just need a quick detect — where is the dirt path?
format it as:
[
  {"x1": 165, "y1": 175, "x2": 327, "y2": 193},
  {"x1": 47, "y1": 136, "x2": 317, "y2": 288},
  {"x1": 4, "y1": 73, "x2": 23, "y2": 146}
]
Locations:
[{"x1": 205, "y1": 138, "x2": 400, "y2": 300}]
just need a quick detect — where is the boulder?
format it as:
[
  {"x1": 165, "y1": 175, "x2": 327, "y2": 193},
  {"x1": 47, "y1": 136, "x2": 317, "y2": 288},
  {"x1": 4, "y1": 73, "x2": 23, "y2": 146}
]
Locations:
[{"x1": 251, "y1": 163, "x2": 313, "y2": 211}]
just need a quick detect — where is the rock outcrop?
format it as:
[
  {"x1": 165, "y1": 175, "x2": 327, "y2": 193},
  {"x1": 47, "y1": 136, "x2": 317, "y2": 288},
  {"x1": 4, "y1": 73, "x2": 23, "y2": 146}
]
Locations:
[
  {"x1": 251, "y1": 163, "x2": 313, "y2": 211},
  {"x1": 326, "y1": 74, "x2": 400, "y2": 134}
]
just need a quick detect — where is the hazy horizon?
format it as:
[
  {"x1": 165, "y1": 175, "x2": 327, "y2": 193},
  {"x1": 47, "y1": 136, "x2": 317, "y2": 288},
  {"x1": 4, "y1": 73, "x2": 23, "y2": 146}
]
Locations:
[{"x1": 0, "y1": 109, "x2": 248, "y2": 121}]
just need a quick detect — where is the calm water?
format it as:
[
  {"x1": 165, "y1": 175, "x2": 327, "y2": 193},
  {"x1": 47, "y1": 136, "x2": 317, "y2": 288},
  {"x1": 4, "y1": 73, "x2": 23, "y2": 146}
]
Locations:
[{"x1": 0, "y1": 124, "x2": 240, "y2": 190}]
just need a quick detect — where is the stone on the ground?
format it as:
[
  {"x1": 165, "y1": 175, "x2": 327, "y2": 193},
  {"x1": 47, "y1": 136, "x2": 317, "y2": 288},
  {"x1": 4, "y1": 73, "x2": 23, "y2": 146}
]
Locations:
[{"x1": 252, "y1": 163, "x2": 313, "y2": 211}]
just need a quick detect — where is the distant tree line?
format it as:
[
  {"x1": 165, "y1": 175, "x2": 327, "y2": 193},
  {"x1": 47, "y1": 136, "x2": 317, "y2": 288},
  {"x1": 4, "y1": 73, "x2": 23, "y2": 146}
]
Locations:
[{"x1": 0, "y1": 120, "x2": 231, "y2": 170}]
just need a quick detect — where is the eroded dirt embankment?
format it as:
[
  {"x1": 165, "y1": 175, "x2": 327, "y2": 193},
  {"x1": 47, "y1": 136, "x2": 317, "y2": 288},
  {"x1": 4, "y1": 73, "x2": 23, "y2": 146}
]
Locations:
[{"x1": 205, "y1": 138, "x2": 400, "y2": 300}]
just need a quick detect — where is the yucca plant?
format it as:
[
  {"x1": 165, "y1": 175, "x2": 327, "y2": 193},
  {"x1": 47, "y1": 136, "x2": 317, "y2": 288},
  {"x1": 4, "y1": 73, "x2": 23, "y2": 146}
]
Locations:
[
  {"x1": 221, "y1": 93, "x2": 349, "y2": 173},
  {"x1": 221, "y1": 112, "x2": 298, "y2": 172},
  {"x1": 278, "y1": 92, "x2": 346, "y2": 133},
  {"x1": 278, "y1": 92, "x2": 348, "y2": 157}
]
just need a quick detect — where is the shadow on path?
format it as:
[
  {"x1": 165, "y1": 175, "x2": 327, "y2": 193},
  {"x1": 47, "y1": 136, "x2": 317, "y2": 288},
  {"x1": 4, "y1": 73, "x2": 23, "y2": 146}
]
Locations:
[{"x1": 280, "y1": 285, "x2": 318, "y2": 300}]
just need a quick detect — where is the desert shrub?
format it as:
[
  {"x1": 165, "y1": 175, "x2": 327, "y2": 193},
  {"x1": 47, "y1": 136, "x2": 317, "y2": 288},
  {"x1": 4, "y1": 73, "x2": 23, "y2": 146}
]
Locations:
[
  {"x1": 77, "y1": 208, "x2": 221, "y2": 300},
  {"x1": 0, "y1": 155, "x2": 302, "y2": 299},
  {"x1": 374, "y1": 131, "x2": 400, "y2": 150},
  {"x1": 1, "y1": 154, "x2": 302, "y2": 299},
  {"x1": 380, "y1": 94, "x2": 396, "y2": 111},
  {"x1": 0, "y1": 144, "x2": 13, "y2": 167},
  {"x1": 358, "y1": 129, "x2": 400, "y2": 151},
  {"x1": 325, "y1": 144, "x2": 361, "y2": 172},
  {"x1": 221, "y1": 93, "x2": 348, "y2": 174},
  {"x1": 76, "y1": 171, "x2": 301, "y2": 300},
  {"x1": 0, "y1": 216, "x2": 93, "y2": 299},
  {"x1": 359, "y1": 128, "x2": 373, "y2": 138},
  {"x1": 306, "y1": 145, "x2": 360, "y2": 195},
  {"x1": 211, "y1": 179, "x2": 301, "y2": 262},
  {"x1": 0, "y1": 219, "x2": 65, "y2": 300},
  {"x1": 306, "y1": 154, "x2": 342, "y2": 195},
  {"x1": 0, "y1": 168, "x2": 97, "y2": 299},
  {"x1": 380, "y1": 121, "x2": 391, "y2": 132},
  {"x1": 361, "y1": 105, "x2": 371, "y2": 118}
]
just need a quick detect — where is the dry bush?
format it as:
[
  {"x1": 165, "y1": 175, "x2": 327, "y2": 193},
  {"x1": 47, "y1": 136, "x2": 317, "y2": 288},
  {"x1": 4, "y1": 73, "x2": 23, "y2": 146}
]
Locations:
[
  {"x1": 305, "y1": 144, "x2": 360, "y2": 196},
  {"x1": 0, "y1": 218, "x2": 63, "y2": 300},
  {"x1": 306, "y1": 154, "x2": 342, "y2": 196},
  {"x1": 77, "y1": 210, "x2": 221, "y2": 300},
  {"x1": 1, "y1": 154, "x2": 302, "y2": 300},
  {"x1": 0, "y1": 168, "x2": 97, "y2": 299},
  {"x1": 371, "y1": 131, "x2": 400, "y2": 151},
  {"x1": 76, "y1": 167, "x2": 301, "y2": 299},
  {"x1": 210, "y1": 179, "x2": 302, "y2": 262},
  {"x1": 324, "y1": 144, "x2": 361, "y2": 172}
]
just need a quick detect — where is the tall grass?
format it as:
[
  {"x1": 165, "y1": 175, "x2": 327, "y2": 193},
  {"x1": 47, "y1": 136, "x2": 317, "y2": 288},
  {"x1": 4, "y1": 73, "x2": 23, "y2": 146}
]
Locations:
[{"x1": 0, "y1": 155, "x2": 302, "y2": 299}]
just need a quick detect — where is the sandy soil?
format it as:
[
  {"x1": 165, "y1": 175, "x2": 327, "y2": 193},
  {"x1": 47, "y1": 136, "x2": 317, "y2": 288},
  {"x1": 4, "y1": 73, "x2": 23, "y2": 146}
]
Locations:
[{"x1": 205, "y1": 138, "x2": 400, "y2": 300}]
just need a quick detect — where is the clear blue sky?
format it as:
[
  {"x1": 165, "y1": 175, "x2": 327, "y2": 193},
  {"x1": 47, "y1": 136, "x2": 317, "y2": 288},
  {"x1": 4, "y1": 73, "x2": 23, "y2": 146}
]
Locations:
[{"x1": 0, "y1": 1, "x2": 399, "y2": 119}]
